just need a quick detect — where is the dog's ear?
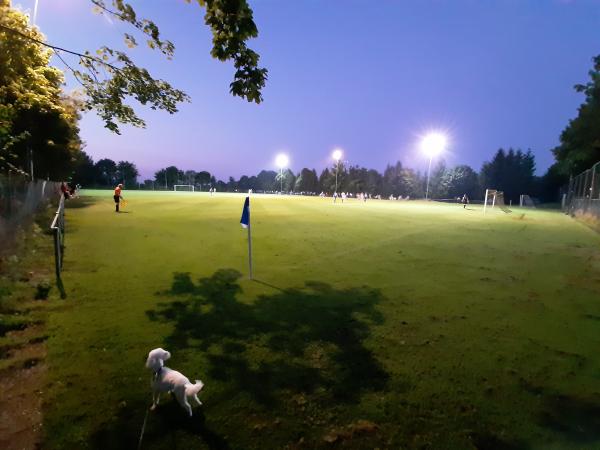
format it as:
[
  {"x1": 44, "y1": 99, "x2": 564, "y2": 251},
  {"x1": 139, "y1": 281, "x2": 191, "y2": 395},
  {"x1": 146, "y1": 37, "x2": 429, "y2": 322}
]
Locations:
[{"x1": 195, "y1": 380, "x2": 204, "y2": 389}]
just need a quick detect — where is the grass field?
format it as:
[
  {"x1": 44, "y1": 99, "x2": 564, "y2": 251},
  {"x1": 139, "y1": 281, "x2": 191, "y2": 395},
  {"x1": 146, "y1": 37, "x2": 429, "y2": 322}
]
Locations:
[{"x1": 43, "y1": 190, "x2": 600, "y2": 449}]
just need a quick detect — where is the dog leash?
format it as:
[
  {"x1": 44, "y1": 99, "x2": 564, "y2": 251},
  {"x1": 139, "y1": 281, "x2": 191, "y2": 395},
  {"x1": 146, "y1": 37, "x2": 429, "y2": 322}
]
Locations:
[
  {"x1": 137, "y1": 407, "x2": 150, "y2": 450},
  {"x1": 138, "y1": 368, "x2": 161, "y2": 449}
]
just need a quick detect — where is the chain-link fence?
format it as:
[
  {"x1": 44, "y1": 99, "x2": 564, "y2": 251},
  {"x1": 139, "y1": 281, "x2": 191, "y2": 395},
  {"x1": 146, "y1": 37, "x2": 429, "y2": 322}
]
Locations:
[
  {"x1": 1, "y1": 174, "x2": 66, "y2": 295},
  {"x1": 0, "y1": 175, "x2": 62, "y2": 244},
  {"x1": 563, "y1": 161, "x2": 600, "y2": 219}
]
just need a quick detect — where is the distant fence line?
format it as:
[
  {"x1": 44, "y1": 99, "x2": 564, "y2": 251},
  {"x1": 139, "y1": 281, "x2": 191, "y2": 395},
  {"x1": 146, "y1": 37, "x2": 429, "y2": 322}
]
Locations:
[
  {"x1": 0, "y1": 174, "x2": 62, "y2": 245},
  {"x1": 563, "y1": 161, "x2": 600, "y2": 220}
]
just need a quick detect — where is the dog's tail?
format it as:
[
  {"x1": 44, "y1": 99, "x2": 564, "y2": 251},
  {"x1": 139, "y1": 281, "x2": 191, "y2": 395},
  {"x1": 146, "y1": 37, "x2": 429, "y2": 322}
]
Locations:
[{"x1": 185, "y1": 380, "x2": 204, "y2": 396}]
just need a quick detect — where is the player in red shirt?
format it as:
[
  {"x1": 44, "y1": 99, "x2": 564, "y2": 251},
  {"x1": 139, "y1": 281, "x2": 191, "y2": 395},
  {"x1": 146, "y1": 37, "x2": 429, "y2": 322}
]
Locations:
[{"x1": 114, "y1": 184, "x2": 124, "y2": 212}]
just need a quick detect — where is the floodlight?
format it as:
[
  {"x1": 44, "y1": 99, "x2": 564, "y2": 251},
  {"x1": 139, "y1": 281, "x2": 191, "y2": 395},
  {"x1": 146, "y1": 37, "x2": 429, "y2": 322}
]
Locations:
[
  {"x1": 332, "y1": 149, "x2": 343, "y2": 161},
  {"x1": 421, "y1": 133, "x2": 447, "y2": 158},
  {"x1": 275, "y1": 153, "x2": 289, "y2": 169},
  {"x1": 421, "y1": 132, "x2": 448, "y2": 200}
]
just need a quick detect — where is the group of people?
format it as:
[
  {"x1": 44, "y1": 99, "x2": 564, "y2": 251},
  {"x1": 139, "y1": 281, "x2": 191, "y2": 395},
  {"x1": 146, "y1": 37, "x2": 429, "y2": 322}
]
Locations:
[
  {"x1": 110, "y1": 183, "x2": 470, "y2": 212},
  {"x1": 388, "y1": 194, "x2": 410, "y2": 201},
  {"x1": 331, "y1": 191, "x2": 373, "y2": 203},
  {"x1": 328, "y1": 190, "x2": 470, "y2": 208},
  {"x1": 60, "y1": 182, "x2": 78, "y2": 199}
]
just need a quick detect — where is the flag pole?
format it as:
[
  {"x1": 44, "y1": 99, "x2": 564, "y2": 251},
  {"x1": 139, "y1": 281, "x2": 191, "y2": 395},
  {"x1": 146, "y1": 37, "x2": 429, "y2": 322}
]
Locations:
[
  {"x1": 241, "y1": 196, "x2": 253, "y2": 279},
  {"x1": 247, "y1": 212, "x2": 253, "y2": 280}
]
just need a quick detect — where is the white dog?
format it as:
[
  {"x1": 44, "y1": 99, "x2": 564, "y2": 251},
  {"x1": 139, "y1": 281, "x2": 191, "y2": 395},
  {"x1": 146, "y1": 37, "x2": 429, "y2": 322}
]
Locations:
[
  {"x1": 146, "y1": 348, "x2": 171, "y2": 372},
  {"x1": 145, "y1": 348, "x2": 204, "y2": 417}
]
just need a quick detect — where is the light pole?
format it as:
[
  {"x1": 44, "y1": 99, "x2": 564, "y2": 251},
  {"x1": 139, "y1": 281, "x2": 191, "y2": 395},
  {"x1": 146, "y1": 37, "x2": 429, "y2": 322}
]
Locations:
[
  {"x1": 275, "y1": 153, "x2": 289, "y2": 193},
  {"x1": 33, "y1": 0, "x2": 40, "y2": 26},
  {"x1": 421, "y1": 133, "x2": 447, "y2": 200},
  {"x1": 332, "y1": 148, "x2": 343, "y2": 194}
]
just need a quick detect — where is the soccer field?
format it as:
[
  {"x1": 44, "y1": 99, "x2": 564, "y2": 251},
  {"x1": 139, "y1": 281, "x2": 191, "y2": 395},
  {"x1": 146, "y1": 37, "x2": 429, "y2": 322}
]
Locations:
[{"x1": 45, "y1": 190, "x2": 600, "y2": 449}]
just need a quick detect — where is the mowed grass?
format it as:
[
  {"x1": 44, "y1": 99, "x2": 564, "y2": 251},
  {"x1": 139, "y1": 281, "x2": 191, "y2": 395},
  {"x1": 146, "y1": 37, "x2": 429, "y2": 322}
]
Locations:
[{"x1": 44, "y1": 190, "x2": 600, "y2": 449}]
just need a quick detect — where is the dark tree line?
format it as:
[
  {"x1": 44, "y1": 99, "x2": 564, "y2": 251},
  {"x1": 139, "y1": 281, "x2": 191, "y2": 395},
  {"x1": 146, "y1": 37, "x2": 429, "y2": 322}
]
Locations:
[
  {"x1": 104, "y1": 149, "x2": 534, "y2": 201},
  {"x1": 538, "y1": 54, "x2": 600, "y2": 201},
  {"x1": 70, "y1": 151, "x2": 139, "y2": 188}
]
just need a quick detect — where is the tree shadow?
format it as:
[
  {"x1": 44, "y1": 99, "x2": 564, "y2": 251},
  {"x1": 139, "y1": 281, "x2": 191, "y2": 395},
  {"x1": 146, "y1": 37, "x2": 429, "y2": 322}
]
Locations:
[
  {"x1": 64, "y1": 196, "x2": 97, "y2": 209},
  {"x1": 146, "y1": 269, "x2": 388, "y2": 406},
  {"x1": 89, "y1": 398, "x2": 229, "y2": 450},
  {"x1": 538, "y1": 392, "x2": 600, "y2": 444}
]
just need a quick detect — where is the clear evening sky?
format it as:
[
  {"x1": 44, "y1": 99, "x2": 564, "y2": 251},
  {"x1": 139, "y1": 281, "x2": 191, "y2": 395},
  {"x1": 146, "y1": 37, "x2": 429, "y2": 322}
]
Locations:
[{"x1": 16, "y1": 0, "x2": 600, "y2": 180}]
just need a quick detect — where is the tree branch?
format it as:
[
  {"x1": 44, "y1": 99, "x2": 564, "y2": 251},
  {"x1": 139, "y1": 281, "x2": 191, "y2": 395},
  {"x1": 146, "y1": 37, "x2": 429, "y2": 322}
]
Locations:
[{"x1": 0, "y1": 23, "x2": 120, "y2": 72}]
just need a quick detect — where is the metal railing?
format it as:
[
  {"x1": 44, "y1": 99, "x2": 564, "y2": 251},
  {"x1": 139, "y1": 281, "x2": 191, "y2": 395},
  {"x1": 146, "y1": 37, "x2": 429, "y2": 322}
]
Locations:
[
  {"x1": 50, "y1": 195, "x2": 66, "y2": 298},
  {"x1": 563, "y1": 161, "x2": 600, "y2": 219}
]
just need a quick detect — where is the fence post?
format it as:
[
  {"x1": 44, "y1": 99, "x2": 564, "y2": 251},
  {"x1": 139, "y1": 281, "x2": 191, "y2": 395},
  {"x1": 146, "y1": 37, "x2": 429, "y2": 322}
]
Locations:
[
  {"x1": 51, "y1": 196, "x2": 67, "y2": 299},
  {"x1": 589, "y1": 166, "x2": 596, "y2": 210},
  {"x1": 53, "y1": 227, "x2": 61, "y2": 277}
]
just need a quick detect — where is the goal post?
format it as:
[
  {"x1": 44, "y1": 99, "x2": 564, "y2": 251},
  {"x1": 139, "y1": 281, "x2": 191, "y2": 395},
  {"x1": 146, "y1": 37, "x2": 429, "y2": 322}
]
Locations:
[
  {"x1": 173, "y1": 185, "x2": 195, "y2": 192},
  {"x1": 484, "y1": 189, "x2": 511, "y2": 214},
  {"x1": 519, "y1": 194, "x2": 536, "y2": 208}
]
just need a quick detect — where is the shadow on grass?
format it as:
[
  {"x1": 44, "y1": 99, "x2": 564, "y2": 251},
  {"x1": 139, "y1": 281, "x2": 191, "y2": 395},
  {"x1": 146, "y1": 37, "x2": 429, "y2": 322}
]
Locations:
[
  {"x1": 89, "y1": 398, "x2": 229, "y2": 450},
  {"x1": 146, "y1": 269, "x2": 388, "y2": 406},
  {"x1": 539, "y1": 393, "x2": 600, "y2": 444},
  {"x1": 65, "y1": 196, "x2": 97, "y2": 209}
]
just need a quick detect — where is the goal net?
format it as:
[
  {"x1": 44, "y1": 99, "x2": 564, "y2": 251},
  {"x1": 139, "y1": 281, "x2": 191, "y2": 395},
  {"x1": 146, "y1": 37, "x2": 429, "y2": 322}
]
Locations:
[
  {"x1": 483, "y1": 189, "x2": 511, "y2": 214},
  {"x1": 174, "y1": 185, "x2": 195, "y2": 192},
  {"x1": 519, "y1": 194, "x2": 536, "y2": 208}
]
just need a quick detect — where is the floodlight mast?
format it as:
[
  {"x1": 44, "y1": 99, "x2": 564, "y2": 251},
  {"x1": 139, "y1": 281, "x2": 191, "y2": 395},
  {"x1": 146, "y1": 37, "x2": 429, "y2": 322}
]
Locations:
[
  {"x1": 275, "y1": 153, "x2": 289, "y2": 193},
  {"x1": 332, "y1": 149, "x2": 343, "y2": 194},
  {"x1": 421, "y1": 133, "x2": 447, "y2": 200}
]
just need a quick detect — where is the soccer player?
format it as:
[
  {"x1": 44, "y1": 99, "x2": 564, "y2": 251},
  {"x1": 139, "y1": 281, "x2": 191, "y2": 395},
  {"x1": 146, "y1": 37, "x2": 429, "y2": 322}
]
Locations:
[
  {"x1": 114, "y1": 183, "x2": 124, "y2": 212},
  {"x1": 462, "y1": 193, "x2": 469, "y2": 209}
]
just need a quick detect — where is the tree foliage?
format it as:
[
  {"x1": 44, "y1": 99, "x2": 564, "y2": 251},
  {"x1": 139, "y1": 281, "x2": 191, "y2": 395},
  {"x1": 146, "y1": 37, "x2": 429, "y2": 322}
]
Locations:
[
  {"x1": 1, "y1": 0, "x2": 267, "y2": 135},
  {"x1": 0, "y1": 1, "x2": 82, "y2": 177},
  {"x1": 442, "y1": 165, "x2": 479, "y2": 199},
  {"x1": 552, "y1": 55, "x2": 600, "y2": 176},
  {"x1": 154, "y1": 165, "x2": 184, "y2": 189},
  {"x1": 94, "y1": 158, "x2": 118, "y2": 186},
  {"x1": 116, "y1": 160, "x2": 139, "y2": 187},
  {"x1": 294, "y1": 168, "x2": 319, "y2": 192},
  {"x1": 480, "y1": 148, "x2": 535, "y2": 204}
]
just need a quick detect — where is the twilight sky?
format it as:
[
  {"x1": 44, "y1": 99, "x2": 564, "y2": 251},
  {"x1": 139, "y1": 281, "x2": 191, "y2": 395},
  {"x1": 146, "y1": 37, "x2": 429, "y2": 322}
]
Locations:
[{"x1": 16, "y1": 0, "x2": 600, "y2": 180}]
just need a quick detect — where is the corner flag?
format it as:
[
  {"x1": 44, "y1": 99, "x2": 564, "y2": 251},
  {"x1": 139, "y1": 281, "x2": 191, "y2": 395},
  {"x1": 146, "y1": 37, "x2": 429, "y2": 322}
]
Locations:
[
  {"x1": 240, "y1": 196, "x2": 250, "y2": 228},
  {"x1": 240, "y1": 197, "x2": 252, "y2": 278}
]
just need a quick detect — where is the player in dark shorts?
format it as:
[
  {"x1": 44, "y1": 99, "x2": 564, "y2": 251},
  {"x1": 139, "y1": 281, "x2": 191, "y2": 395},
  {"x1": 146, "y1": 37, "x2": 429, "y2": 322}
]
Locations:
[
  {"x1": 462, "y1": 194, "x2": 469, "y2": 209},
  {"x1": 114, "y1": 183, "x2": 124, "y2": 212}
]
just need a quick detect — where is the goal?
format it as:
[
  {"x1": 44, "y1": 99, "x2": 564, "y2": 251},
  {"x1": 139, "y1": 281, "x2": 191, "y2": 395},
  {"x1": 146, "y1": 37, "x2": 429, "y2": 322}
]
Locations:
[
  {"x1": 173, "y1": 185, "x2": 195, "y2": 192},
  {"x1": 519, "y1": 194, "x2": 536, "y2": 208},
  {"x1": 483, "y1": 189, "x2": 511, "y2": 214}
]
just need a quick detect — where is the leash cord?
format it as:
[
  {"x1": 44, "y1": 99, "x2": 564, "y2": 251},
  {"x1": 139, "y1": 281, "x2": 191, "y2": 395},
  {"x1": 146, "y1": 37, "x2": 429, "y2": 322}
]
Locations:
[{"x1": 137, "y1": 407, "x2": 150, "y2": 450}]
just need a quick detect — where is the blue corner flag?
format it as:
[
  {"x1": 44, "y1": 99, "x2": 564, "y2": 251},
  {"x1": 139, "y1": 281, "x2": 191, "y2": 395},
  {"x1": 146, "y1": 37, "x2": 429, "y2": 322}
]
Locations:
[{"x1": 240, "y1": 196, "x2": 250, "y2": 228}]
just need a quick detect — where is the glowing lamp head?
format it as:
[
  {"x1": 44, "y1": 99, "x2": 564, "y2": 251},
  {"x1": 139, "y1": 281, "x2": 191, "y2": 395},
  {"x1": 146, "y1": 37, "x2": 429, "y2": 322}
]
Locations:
[
  {"x1": 332, "y1": 149, "x2": 343, "y2": 161},
  {"x1": 275, "y1": 153, "x2": 289, "y2": 169},
  {"x1": 421, "y1": 133, "x2": 447, "y2": 158}
]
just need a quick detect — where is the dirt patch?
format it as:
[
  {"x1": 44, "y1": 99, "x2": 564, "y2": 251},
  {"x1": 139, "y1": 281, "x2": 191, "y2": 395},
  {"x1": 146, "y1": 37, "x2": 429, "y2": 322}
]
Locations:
[
  {"x1": 0, "y1": 211, "x2": 56, "y2": 450},
  {"x1": 0, "y1": 343, "x2": 46, "y2": 450},
  {"x1": 574, "y1": 212, "x2": 600, "y2": 233}
]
